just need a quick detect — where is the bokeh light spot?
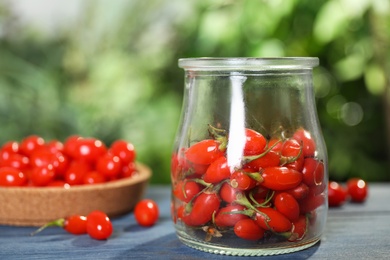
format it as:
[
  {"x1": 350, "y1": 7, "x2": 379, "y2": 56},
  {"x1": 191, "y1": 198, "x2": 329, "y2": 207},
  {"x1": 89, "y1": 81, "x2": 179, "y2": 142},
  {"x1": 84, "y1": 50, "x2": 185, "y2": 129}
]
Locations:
[{"x1": 341, "y1": 102, "x2": 364, "y2": 126}]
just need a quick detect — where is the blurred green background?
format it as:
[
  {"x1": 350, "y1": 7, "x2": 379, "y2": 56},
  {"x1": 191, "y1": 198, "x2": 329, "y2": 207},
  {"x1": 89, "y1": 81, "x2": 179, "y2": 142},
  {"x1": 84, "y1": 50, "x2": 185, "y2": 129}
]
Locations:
[{"x1": 0, "y1": 0, "x2": 389, "y2": 183}]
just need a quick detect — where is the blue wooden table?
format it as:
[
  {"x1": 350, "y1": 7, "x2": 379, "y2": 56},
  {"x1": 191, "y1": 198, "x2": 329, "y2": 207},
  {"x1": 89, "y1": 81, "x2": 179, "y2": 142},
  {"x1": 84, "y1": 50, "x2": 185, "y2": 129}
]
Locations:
[{"x1": 0, "y1": 184, "x2": 389, "y2": 259}]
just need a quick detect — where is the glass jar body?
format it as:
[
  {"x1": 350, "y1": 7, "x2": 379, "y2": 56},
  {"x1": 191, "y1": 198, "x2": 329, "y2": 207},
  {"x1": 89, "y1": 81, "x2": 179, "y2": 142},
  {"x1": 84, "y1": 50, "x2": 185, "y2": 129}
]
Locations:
[{"x1": 171, "y1": 58, "x2": 328, "y2": 256}]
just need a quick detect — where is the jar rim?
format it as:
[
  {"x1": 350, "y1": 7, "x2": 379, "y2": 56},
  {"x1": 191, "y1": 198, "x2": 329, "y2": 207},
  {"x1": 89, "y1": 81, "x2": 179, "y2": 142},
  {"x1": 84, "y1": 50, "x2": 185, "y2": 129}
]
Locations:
[{"x1": 178, "y1": 57, "x2": 319, "y2": 70}]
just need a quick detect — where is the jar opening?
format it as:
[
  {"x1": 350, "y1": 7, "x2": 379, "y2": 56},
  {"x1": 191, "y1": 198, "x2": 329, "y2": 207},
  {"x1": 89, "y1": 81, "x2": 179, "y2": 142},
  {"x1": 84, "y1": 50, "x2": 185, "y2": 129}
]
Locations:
[{"x1": 178, "y1": 57, "x2": 319, "y2": 71}]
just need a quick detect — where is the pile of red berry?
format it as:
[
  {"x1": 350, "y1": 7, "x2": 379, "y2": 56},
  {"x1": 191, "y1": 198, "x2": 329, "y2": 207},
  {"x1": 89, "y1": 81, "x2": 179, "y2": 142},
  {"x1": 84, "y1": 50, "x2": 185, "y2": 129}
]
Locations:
[
  {"x1": 171, "y1": 125, "x2": 326, "y2": 242},
  {"x1": 31, "y1": 199, "x2": 160, "y2": 240},
  {"x1": 0, "y1": 135, "x2": 137, "y2": 187},
  {"x1": 31, "y1": 210, "x2": 113, "y2": 240},
  {"x1": 328, "y1": 178, "x2": 368, "y2": 207}
]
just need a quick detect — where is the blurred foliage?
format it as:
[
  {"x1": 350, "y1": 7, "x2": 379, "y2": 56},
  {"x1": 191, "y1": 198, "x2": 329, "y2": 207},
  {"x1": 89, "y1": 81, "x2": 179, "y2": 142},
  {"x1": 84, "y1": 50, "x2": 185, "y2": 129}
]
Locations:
[{"x1": 0, "y1": 0, "x2": 389, "y2": 183}]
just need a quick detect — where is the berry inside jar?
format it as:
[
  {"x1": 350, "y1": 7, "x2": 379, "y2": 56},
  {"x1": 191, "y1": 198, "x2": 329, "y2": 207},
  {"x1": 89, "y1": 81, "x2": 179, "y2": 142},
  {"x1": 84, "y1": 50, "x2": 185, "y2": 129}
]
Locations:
[{"x1": 171, "y1": 124, "x2": 327, "y2": 249}]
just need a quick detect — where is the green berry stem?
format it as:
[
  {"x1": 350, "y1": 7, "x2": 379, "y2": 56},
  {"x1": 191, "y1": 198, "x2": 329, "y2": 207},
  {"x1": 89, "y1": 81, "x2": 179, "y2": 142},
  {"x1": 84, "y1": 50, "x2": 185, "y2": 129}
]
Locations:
[{"x1": 30, "y1": 218, "x2": 65, "y2": 236}]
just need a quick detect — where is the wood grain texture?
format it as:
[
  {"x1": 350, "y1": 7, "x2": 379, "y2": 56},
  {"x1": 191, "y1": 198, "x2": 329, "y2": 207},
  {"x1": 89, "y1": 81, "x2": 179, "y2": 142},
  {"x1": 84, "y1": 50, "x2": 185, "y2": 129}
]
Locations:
[{"x1": 0, "y1": 184, "x2": 389, "y2": 260}]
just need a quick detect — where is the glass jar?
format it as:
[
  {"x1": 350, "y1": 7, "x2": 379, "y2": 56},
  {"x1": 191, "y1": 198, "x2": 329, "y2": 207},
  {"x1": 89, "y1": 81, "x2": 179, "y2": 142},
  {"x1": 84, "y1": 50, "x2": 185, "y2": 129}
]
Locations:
[{"x1": 171, "y1": 58, "x2": 328, "y2": 256}]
